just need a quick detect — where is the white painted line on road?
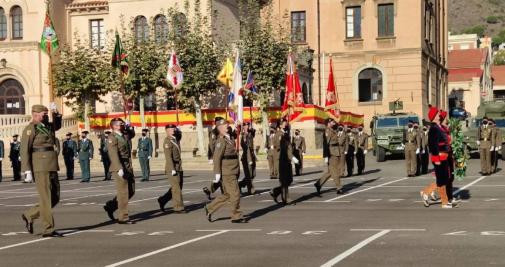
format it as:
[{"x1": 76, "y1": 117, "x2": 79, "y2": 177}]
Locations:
[
  {"x1": 104, "y1": 230, "x2": 230, "y2": 267},
  {"x1": 320, "y1": 230, "x2": 391, "y2": 267},
  {"x1": 304, "y1": 200, "x2": 352, "y2": 203},
  {"x1": 324, "y1": 177, "x2": 408, "y2": 202},
  {"x1": 0, "y1": 237, "x2": 52, "y2": 251},
  {"x1": 453, "y1": 176, "x2": 487, "y2": 197},
  {"x1": 484, "y1": 198, "x2": 499, "y2": 202},
  {"x1": 351, "y1": 229, "x2": 426, "y2": 232},
  {"x1": 389, "y1": 199, "x2": 404, "y2": 202},
  {"x1": 367, "y1": 199, "x2": 382, "y2": 202}
]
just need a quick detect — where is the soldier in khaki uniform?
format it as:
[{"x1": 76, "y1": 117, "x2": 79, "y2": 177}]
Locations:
[
  {"x1": 337, "y1": 125, "x2": 348, "y2": 177},
  {"x1": 205, "y1": 118, "x2": 246, "y2": 223},
  {"x1": 203, "y1": 119, "x2": 223, "y2": 200},
  {"x1": 477, "y1": 117, "x2": 493, "y2": 175},
  {"x1": 403, "y1": 121, "x2": 421, "y2": 177},
  {"x1": 492, "y1": 120, "x2": 502, "y2": 173},
  {"x1": 355, "y1": 126, "x2": 368, "y2": 175},
  {"x1": 315, "y1": 121, "x2": 347, "y2": 195},
  {"x1": 266, "y1": 126, "x2": 277, "y2": 179},
  {"x1": 157, "y1": 124, "x2": 186, "y2": 213},
  {"x1": 345, "y1": 127, "x2": 358, "y2": 177},
  {"x1": 270, "y1": 119, "x2": 298, "y2": 204},
  {"x1": 419, "y1": 125, "x2": 430, "y2": 174},
  {"x1": 103, "y1": 118, "x2": 136, "y2": 224},
  {"x1": 239, "y1": 122, "x2": 256, "y2": 195},
  {"x1": 21, "y1": 104, "x2": 62, "y2": 237},
  {"x1": 292, "y1": 129, "x2": 306, "y2": 176}
]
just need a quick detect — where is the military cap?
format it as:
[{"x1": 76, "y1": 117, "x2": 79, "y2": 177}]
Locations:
[
  {"x1": 31, "y1": 104, "x2": 48, "y2": 113},
  {"x1": 216, "y1": 118, "x2": 227, "y2": 126},
  {"x1": 142, "y1": 128, "x2": 149, "y2": 132},
  {"x1": 110, "y1": 117, "x2": 125, "y2": 127},
  {"x1": 214, "y1": 116, "x2": 224, "y2": 123},
  {"x1": 13, "y1": 134, "x2": 19, "y2": 137},
  {"x1": 325, "y1": 118, "x2": 335, "y2": 125},
  {"x1": 243, "y1": 122, "x2": 251, "y2": 126},
  {"x1": 104, "y1": 130, "x2": 111, "y2": 134},
  {"x1": 82, "y1": 130, "x2": 89, "y2": 134},
  {"x1": 295, "y1": 129, "x2": 300, "y2": 134},
  {"x1": 165, "y1": 124, "x2": 177, "y2": 129},
  {"x1": 66, "y1": 132, "x2": 72, "y2": 136}
]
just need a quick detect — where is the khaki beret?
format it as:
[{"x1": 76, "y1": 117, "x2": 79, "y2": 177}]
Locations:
[{"x1": 31, "y1": 104, "x2": 48, "y2": 113}]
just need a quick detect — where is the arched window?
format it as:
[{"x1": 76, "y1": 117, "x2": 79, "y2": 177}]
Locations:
[
  {"x1": 173, "y1": 13, "x2": 187, "y2": 37},
  {"x1": 154, "y1": 15, "x2": 168, "y2": 44},
  {"x1": 134, "y1": 16, "x2": 149, "y2": 43},
  {"x1": 0, "y1": 8, "x2": 6, "y2": 40},
  {"x1": 358, "y1": 68, "x2": 382, "y2": 102},
  {"x1": 11, "y1": 6, "x2": 22, "y2": 39},
  {"x1": 0, "y1": 79, "x2": 25, "y2": 114}
]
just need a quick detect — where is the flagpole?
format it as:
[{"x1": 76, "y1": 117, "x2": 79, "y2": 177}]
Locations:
[
  {"x1": 174, "y1": 87, "x2": 180, "y2": 125},
  {"x1": 119, "y1": 69, "x2": 127, "y2": 120}
]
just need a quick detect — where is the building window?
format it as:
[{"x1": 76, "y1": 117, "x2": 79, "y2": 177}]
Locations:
[
  {"x1": 154, "y1": 15, "x2": 168, "y2": 44},
  {"x1": 358, "y1": 68, "x2": 383, "y2": 102},
  {"x1": 0, "y1": 8, "x2": 6, "y2": 40},
  {"x1": 0, "y1": 79, "x2": 25, "y2": 114},
  {"x1": 346, "y1": 6, "x2": 361, "y2": 39},
  {"x1": 173, "y1": 13, "x2": 187, "y2": 37},
  {"x1": 90, "y1": 19, "x2": 105, "y2": 50},
  {"x1": 291, "y1": 11, "x2": 306, "y2": 43},
  {"x1": 378, "y1": 4, "x2": 394, "y2": 37},
  {"x1": 424, "y1": 2, "x2": 433, "y2": 42},
  {"x1": 11, "y1": 6, "x2": 22, "y2": 39},
  {"x1": 134, "y1": 16, "x2": 149, "y2": 43}
]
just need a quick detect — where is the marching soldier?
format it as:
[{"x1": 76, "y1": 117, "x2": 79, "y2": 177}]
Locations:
[
  {"x1": 338, "y1": 125, "x2": 348, "y2": 177},
  {"x1": 345, "y1": 127, "x2": 358, "y2": 177},
  {"x1": 9, "y1": 134, "x2": 21, "y2": 181},
  {"x1": 292, "y1": 129, "x2": 306, "y2": 176},
  {"x1": 78, "y1": 131, "x2": 93, "y2": 183},
  {"x1": 355, "y1": 126, "x2": 368, "y2": 175},
  {"x1": 21, "y1": 104, "x2": 63, "y2": 237},
  {"x1": 205, "y1": 118, "x2": 246, "y2": 223},
  {"x1": 203, "y1": 118, "x2": 223, "y2": 200},
  {"x1": 477, "y1": 117, "x2": 493, "y2": 175},
  {"x1": 103, "y1": 118, "x2": 136, "y2": 224},
  {"x1": 270, "y1": 119, "x2": 299, "y2": 204},
  {"x1": 266, "y1": 125, "x2": 277, "y2": 179},
  {"x1": 62, "y1": 133, "x2": 77, "y2": 180},
  {"x1": 0, "y1": 138, "x2": 3, "y2": 182},
  {"x1": 157, "y1": 124, "x2": 186, "y2": 213},
  {"x1": 403, "y1": 121, "x2": 421, "y2": 177},
  {"x1": 100, "y1": 131, "x2": 112, "y2": 181},
  {"x1": 239, "y1": 122, "x2": 256, "y2": 195},
  {"x1": 315, "y1": 120, "x2": 347, "y2": 196},
  {"x1": 493, "y1": 120, "x2": 502, "y2": 173},
  {"x1": 138, "y1": 129, "x2": 153, "y2": 182},
  {"x1": 419, "y1": 124, "x2": 430, "y2": 174}
]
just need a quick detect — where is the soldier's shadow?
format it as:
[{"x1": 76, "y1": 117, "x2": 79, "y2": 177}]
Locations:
[
  {"x1": 57, "y1": 220, "x2": 117, "y2": 235},
  {"x1": 130, "y1": 201, "x2": 208, "y2": 223},
  {"x1": 453, "y1": 188, "x2": 471, "y2": 200}
]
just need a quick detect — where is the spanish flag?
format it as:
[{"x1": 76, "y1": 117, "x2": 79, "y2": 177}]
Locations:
[{"x1": 217, "y1": 58, "x2": 234, "y2": 88}]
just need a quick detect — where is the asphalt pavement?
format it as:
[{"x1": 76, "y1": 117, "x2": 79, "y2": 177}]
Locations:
[{"x1": 0, "y1": 156, "x2": 504, "y2": 267}]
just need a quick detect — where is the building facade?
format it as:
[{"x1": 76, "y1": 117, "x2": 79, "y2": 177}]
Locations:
[{"x1": 271, "y1": 0, "x2": 448, "y2": 127}]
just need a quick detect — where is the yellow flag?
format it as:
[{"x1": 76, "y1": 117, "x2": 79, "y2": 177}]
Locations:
[{"x1": 217, "y1": 58, "x2": 234, "y2": 88}]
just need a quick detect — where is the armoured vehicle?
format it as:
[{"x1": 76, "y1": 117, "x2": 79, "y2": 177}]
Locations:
[
  {"x1": 371, "y1": 113, "x2": 420, "y2": 162},
  {"x1": 463, "y1": 101, "x2": 505, "y2": 159}
]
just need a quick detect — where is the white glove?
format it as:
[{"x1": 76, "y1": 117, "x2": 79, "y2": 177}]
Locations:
[
  {"x1": 264, "y1": 148, "x2": 268, "y2": 153},
  {"x1": 302, "y1": 152, "x2": 305, "y2": 156},
  {"x1": 0, "y1": 158, "x2": 3, "y2": 161},
  {"x1": 118, "y1": 169, "x2": 124, "y2": 177},
  {"x1": 324, "y1": 157, "x2": 328, "y2": 164},
  {"x1": 344, "y1": 152, "x2": 347, "y2": 155},
  {"x1": 477, "y1": 141, "x2": 480, "y2": 146},
  {"x1": 364, "y1": 150, "x2": 368, "y2": 155},
  {"x1": 214, "y1": 174, "x2": 221, "y2": 183},
  {"x1": 291, "y1": 157, "x2": 299, "y2": 165},
  {"x1": 208, "y1": 159, "x2": 213, "y2": 165},
  {"x1": 24, "y1": 171, "x2": 33, "y2": 183},
  {"x1": 491, "y1": 146, "x2": 495, "y2": 151},
  {"x1": 49, "y1": 102, "x2": 57, "y2": 111},
  {"x1": 353, "y1": 151, "x2": 357, "y2": 155},
  {"x1": 421, "y1": 150, "x2": 425, "y2": 154},
  {"x1": 171, "y1": 170, "x2": 177, "y2": 176},
  {"x1": 148, "y1": 156, "x2": 151, "y2": 160},
  {"x1": 270, "y1": 145, "x2": 274, "y2": 149},
  {"x1": 89, "y1": 157, "x2": 92, "y2": 160},
  {"x1": 249, "y1": 162, "x2": 253, "y2": 166},
  {"x1": 416, "y1": 148, "x2": 420, "y2": 154},
  {"x1": 18, "y1": 156, "x2": 21, "y2": 161},
  {"x1": 498, "y1": 146, "x2": 502, "y2": 150}
]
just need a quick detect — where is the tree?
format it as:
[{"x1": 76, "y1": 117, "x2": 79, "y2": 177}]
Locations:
[
  {"x1": 169, "y1": 0, "x2": 222, "y2": 156},
  {"x1": 486, "y1": 15, "x2": 499, "y2": 24},
  {"x1": 53, "y1": 37, "x2": 116, "y2": 129},
  {"x1": 462, "y1": 25, "x2": 486, "y2": 37},
  {"x1": 494, "y1": 50, "x2": 505, "y2": 65}
]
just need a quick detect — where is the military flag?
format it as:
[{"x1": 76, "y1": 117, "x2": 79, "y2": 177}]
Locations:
[
  {"x1": 244, "y1": 71, "x2": 258, "y2": 95},
  {"x1": 111, "y1": 31, "x2": 129, "y2": 76},
  {"x1": 282, "y1": 54, "x2": 305, "y2": 123},
  {"x1": 217, "y1": 58, "x2": 234, "y2": 88},
  {"x1": 40, "y1": 11, "x2": 59, "y2": 55},
  {"x1": 167, "y1": 51, "x2": 183, "y2": 89},
  {"x1": 228, "y1": 51, "x2": 243, "y2": 122},
  {"x1": 325, "y1": 58, "x2": 340, "y2": 121}
]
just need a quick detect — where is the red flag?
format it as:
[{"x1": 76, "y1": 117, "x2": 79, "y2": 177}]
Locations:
[
  {"x1": 325, "y1": 58, "x2": 340, "y2": 121},
  {"x1": 282, "y1": 54, "x2": 304, "y2": 123}
]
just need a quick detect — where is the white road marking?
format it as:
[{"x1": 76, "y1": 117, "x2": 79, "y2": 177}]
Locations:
[
  {"x1": 484, "y1": 198, "x2": 499, "y2": 202},
  {"x1": 0, "y1": 229, "x2": 83, "y2": 251},
  {"x1": 324, "y1": 177, "x2": 408, "y2": 202},
  {"x1": 104, "y1": 230, "x2": 230, "y2": 267},
  {"x1": 389, "y1": 199, "x2": 404, "y2": 202},
  {"x1": 453, "y1": 176, "x2": 487, "y2": 196},
  {"x1": 367, "y1": 199, "x2": 382, "y2": 202},
  {"x1": 320, "y1": 230, "x2": 391, "y2": 267}
]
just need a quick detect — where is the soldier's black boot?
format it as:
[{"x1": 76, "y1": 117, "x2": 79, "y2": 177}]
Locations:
[
  {"x1": 314, "y1": 181, "x2": 322, "y2": 196},
  {"x1": 203, "y1": 187, "x2": 211, "y2": 200},
  {"x1": 157, "y1": 197, "x2": 166, "y2": 212},
  {"x1": 204, "y1": 205, "x2": 212, "y2": 222},
  {"x1": 21, "y1": 214, "x2": 33, "y2": 234},
  {"x1": 103, "y1": 204, "x2": 115, "y2": 221}
]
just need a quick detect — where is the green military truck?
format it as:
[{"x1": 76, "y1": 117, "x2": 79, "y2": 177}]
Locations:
[
  {"x1": 463, "y1": 101, "x2": 505, "y2": 159},
  {"x1": 371, "y1": 112, "x2": 420, "y2": 162}
]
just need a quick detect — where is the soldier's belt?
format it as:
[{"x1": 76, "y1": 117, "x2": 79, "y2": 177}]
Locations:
[
  {"x1": 223, "y1": 155, "x2": 238, "y2": 160},
  {"x1": 330, "y1": 144, "x2": 340, "y2": 147},
  {"x1": 32, "y1": 147, "x2": 54, "y2": 152},
  {"x1": 480, "y1": 138, "x2": 488, "y2": 141}
]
